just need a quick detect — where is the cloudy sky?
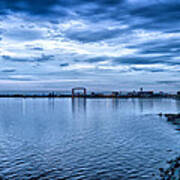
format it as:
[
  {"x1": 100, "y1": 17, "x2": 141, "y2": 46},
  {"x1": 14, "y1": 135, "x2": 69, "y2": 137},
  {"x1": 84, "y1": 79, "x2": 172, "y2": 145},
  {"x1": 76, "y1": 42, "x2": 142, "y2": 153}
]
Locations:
[{"x1": 0, "y1": 0, "x2": 179, "y2": 92}]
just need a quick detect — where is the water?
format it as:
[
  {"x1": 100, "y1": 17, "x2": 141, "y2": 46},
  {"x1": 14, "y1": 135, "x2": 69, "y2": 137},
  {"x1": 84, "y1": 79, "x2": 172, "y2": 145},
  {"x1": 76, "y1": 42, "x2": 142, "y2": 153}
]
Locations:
[{"x1": 0, "y1": 98, "x2": 179, "y2": 180}]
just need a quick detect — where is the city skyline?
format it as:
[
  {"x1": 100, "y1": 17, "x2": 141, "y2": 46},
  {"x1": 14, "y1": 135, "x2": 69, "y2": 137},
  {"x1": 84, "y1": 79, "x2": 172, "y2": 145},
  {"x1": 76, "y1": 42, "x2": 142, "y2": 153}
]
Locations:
[{"x1": 0, "y1": 0, "x2": 180, "y2": 91}]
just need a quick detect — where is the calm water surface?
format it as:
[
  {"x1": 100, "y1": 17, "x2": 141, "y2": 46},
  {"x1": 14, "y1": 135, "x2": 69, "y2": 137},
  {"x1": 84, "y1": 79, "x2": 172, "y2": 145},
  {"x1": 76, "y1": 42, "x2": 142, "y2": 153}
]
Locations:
[{"x1": 0, "y1": 98, "x2": 179, "y2": 179}]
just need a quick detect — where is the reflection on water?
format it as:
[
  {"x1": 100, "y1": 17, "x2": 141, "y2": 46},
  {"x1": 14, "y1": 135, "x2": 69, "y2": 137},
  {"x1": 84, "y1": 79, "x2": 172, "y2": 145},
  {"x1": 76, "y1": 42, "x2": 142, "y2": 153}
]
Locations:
[
  {"x1": 72, "y1": 98, "x2": 87, "y2": 116},
  {"x1": 0, "y1": 98, "x2": 179, "y2": 179},
  {"x1": 176, "y1": 99, "x2": 180, "y2": 110},
  {"x1": 138, "y1": 98, "x2": 154, "y2": 113}
]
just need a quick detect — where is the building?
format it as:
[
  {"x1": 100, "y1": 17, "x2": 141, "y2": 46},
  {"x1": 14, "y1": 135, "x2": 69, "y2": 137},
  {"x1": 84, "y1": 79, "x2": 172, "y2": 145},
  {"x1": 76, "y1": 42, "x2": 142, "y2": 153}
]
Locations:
[
  {"x1": 138, "y1": 91, "x2": 154, "y2": 97},
  {"x1": 137, "y1": 88, "x2": 154, "y2": 97},
  {"x1": 112, "y1": 91, "x2": 119, "y2": 97}
]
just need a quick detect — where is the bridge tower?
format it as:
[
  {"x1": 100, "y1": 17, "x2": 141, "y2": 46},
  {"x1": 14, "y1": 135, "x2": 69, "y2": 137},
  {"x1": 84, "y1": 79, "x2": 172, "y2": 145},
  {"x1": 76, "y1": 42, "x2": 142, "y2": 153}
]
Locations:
[{"x1": 72, "y1": 87, "x2": 87, "y2": 98}]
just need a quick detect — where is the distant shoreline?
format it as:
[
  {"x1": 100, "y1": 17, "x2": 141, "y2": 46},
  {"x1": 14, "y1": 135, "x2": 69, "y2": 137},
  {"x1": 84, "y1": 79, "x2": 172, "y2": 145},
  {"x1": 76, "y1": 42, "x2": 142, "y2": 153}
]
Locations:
[{"x1": 0, "y1": 95, "x2": 179, "y2": 99}]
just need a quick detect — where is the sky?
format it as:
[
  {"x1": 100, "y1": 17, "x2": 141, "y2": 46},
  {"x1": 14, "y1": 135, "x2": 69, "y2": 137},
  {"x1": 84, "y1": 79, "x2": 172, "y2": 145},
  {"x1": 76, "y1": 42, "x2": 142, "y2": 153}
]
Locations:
[{"x1": 0, "y1": 0, "x2": 179, "y2": 92}]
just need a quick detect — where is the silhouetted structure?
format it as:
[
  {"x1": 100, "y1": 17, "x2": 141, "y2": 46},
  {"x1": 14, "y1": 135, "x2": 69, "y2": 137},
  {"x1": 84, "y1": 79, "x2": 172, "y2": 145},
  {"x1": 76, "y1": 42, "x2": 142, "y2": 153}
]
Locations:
[
  {"x1": 138, "y1": 91, "x2": 154, "y2": 97},
  {"x1": 138, "y1": 88, "x2": 154, "y2": 97},
  {"x1": 72, "y1": 87, "x2": 87, "y2": 98},
  {"x1": 112, "y1": 91, "x2": 119, "y2": 97},
  {"x1": 0, "y1": 88, "x2": 177, "y2": 98}
]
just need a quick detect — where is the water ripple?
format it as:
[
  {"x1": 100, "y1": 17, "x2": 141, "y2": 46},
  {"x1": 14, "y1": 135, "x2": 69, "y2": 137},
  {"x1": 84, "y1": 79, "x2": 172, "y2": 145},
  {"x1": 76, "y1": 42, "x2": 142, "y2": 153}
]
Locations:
[{"x1": 0, "y1": 98, "x2": 179, "y2": 179}]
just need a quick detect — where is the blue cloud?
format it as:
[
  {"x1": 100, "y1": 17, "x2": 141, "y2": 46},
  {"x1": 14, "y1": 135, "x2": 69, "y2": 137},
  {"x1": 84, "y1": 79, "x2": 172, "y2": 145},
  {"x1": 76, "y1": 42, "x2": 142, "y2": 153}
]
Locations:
[
  {"x1": 31, "y1": 47, "x2": 44, "y2": 51},
  {"x1": 130, "y1": 67, "x2": 166, "y2": 73},
  {"x1": 5, "y1": 29, "x2": 43, "y2": 41},
  {"x1": 66, "y1": 28, "x2": 123, "y2": 43},
  {"x1": 1, "y1": 68, "x2": 16, "y2": 73},
  {"x1": 60, "y1": 63, "x2": 69, "y2": 67},
  {"x1": 0, "y1": 0, "x2": 179, "y2": 91},
  {"x1": 2, "y1": 55, "x2": 54, "y2": 62}
]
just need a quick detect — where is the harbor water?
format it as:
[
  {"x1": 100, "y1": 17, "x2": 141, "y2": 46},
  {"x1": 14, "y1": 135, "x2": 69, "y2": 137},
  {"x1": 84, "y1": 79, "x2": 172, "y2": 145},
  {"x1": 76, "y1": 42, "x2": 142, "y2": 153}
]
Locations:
[{"x1": 0, "y1": 98, "x2": 179, "y2": 179}]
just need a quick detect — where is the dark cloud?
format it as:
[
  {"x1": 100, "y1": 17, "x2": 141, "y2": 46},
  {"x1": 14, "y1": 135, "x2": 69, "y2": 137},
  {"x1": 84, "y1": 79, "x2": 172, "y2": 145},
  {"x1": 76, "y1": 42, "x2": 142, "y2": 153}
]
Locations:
[
  {"x1": 66, "y1": 28, "x2": 124, "y2": 43},
  {"x1": 115, "y1": 55, "x2": 180, "y2": 66},
  {"x1": 0, "y1": 0, "x2": 179, "y2": 27},
  {"x1": 1, "y1": 68, "x2": 16, "y2": 73},
  {"x1": 157, "y1": 80, "x2": 180, "y2": 85},
  {"x1": 35, "y1": 55, "x2": 54, "y2": 62},
  {"x1": 133, "y1": 2, "x2": 178, "y2": 22},
  {"x1": 2, "y1": 55, "x2": 27, "y2": 62},
  {"x1": 117, "y1": 1, "x2": 179, "y2": 34},
  {"x1": 85, "y1": 57, "x2": 107, "y2": 63},
  {"x1": 83, "y1": 54, "x2": 180, "y2": 66},
  {"x1": 0, "y1": 0, "x2": 127, "y2": 22},
  {"x1": 8, "y1": 77, "x2": 34, "y2": 81},
  {"x1": 127, "y1": 38, "x2": 180, "y2": 56},
  {"x1": 25, "y1": 45, "x2": 44, "y2": 51},
  {"x1": 1, "y1": 0, "x2": 180, "y2": 39},
  {"x1": 0, "y1": 0, "x2": 120, "y2": 18},
  {"x1": 127, "y1": 38, "x2": 180, "y2": 66},
  {"x1": 2, "y1": 54, "x2": 54, "y2": 62},
  {"x1": 31, "y1": 47, "x2": 44, "y2": 51},
  {"x1": 60, "y1": 63, "x2": 69, "y2": 67},
  {"x1": 0, "y1": 0, "x2": 63, "y2": 16},
  {"x1": 130, "y1": 67, "x2": 166, "y2": 73},
  {"x1": 112, "y1": 56, "x2": 162, "y2": 65},
  {"x1": 0, "y1": 0, "x2": 179, "y2": 91}
]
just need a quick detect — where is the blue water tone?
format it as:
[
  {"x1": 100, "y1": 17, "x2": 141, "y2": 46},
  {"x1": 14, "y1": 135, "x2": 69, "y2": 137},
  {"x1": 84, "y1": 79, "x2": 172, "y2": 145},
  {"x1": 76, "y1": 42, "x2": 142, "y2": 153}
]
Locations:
[{"x1": 0, "y1": 98, "x2": 179, "y2": 179}]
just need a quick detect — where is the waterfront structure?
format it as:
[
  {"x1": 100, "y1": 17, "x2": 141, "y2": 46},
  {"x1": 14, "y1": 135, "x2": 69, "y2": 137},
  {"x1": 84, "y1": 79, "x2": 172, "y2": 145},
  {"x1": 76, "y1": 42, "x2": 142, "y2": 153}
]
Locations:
[
  {"x1": 91, "y1": 92, "x2": 95, "y2": 96},
  {"x1": 0, "y1": 88, "x2": 176, "y2": 98},
  {"x1": 138, "y1": 91, "x2": 154, "y2": 97},
  {"x1": 119, "y1": 91, "x2": 129, "y2": 96},
  {"x1": 137, "y1": 88, "x2": 154, "y2": 97},
  {"x1": 112, "y1": 91, "x2": 119, "y2": 97},
  {"x1": 72, "y1": 87, "x2": 87, "y2": 98}
]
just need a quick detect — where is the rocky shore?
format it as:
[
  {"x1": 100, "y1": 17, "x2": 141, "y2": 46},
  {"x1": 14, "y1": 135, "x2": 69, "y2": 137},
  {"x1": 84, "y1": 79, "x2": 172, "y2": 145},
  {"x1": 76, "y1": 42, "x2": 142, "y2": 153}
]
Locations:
[
  {"x1": 159, "y1": 157, "x2": 180, "y2": 180},
  {"x1": 158, "y1": 113, "x2": 180, "y2": 179},
  {"x1": 159, "y1": 113, "x2": 180, "y2": 130}
]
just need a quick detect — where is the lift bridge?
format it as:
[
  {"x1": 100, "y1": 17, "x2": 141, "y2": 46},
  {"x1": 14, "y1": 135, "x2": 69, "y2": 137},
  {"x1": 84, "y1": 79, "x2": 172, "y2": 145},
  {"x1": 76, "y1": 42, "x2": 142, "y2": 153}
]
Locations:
[{"x1": 72, "y1": 87, "x2": 87, "y2": 98}]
